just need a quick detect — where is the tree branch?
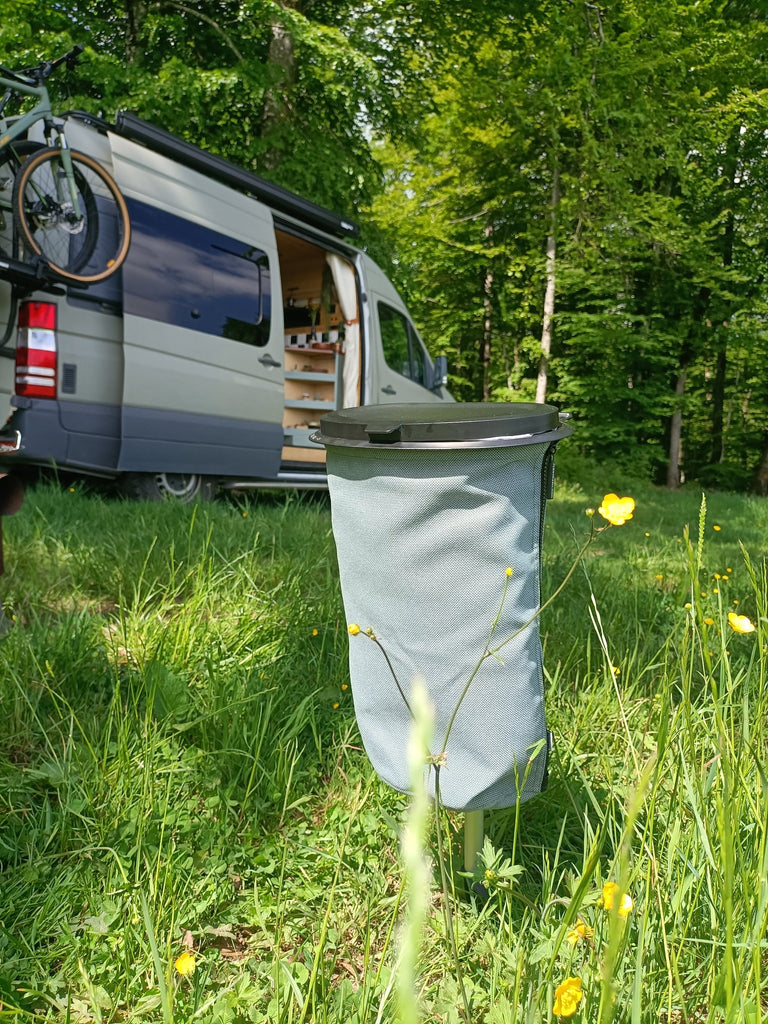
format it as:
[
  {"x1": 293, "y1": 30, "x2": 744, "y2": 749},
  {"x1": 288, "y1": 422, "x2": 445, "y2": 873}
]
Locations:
[{"x1": 152, "y1": 1, "x2": 245, "y2": 62}]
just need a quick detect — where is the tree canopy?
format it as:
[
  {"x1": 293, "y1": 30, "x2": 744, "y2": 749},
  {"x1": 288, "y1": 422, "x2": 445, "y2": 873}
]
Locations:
[{"x1": 3, "y1": 0, "x2": 768, "y2": 489}]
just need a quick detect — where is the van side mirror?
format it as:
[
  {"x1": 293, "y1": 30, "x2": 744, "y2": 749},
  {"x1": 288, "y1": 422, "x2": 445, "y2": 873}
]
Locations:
[{"x1": 431, "y1": 355, "x2": 448, "y2": 390}]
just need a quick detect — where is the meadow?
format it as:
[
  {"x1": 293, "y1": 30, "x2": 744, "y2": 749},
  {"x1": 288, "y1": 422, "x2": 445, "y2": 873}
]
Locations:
[{"x1": 0, "y1": 469, "x2": 766, "y2": 1023}]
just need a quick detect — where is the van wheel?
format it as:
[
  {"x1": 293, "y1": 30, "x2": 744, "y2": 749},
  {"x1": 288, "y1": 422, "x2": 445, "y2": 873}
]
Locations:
[{"x1": 121, "y1": 472, "x2": 217, "y2": 503}]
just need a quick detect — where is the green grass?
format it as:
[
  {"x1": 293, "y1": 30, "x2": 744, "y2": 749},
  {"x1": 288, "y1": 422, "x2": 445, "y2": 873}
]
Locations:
[{"x1": 0, "y1": 477, "x2": 766, "y2": 1023}]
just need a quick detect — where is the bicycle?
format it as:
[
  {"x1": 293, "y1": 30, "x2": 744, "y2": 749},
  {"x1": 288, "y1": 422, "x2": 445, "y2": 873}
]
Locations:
[{"x1": 0, "y1": 44, "x2": 130, "y2": 284}]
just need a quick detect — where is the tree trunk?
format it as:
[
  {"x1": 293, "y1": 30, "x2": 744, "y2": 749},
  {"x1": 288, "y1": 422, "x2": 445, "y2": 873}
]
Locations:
[
  {"x1": 536, "y1": 165, "x2": 560, "y2": 404},
  {"x1": 710, "y1": 127, "x2": 739, "y2": 463},
  {"x1": 753, "y1": 431, "x2": 768, "y2": 496},
  {"x1": 124, "y1": 0, "x2": 147, "y2": 64},
  {"x1": 262, "y1": 2, "x2": 303, "y2": 170},
  {"x1": 667, "y1": 369, "x2": 686, "y2": 489},
  {"x1": 482, "y1": 222, "x2": 493, "y2": 402}
]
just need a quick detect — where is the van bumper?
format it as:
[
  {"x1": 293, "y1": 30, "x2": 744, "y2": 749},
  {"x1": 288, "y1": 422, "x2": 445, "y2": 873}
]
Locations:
[{"x1": 0, "y1": 399, "x2": 121, "y2": 473}]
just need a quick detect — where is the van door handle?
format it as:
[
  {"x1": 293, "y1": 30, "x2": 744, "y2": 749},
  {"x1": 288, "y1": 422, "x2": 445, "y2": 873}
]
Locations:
[
  {"x1": 381, "y1": 385, "x2": 396, "y2": 395},
  {"x1": 259, "y1": 353, "x2": 282, "y2": 368}
]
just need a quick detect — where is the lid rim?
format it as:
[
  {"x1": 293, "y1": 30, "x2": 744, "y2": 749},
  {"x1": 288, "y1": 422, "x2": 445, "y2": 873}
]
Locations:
[
  {"x1": 312, "y1": 401, "x2": 571, "y2": 447},
  {"x1": 311, "y1": 423, "x2": 573, "y2": 451}
]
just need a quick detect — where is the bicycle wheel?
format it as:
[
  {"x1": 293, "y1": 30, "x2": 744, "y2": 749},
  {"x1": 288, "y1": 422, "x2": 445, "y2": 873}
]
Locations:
[{"x1": 12, "y1": 147, "x2": 130, "y2": 284}]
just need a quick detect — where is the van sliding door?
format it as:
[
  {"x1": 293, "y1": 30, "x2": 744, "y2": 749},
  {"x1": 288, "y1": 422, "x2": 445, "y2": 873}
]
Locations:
[{"x1": 109, "y1": 132, "x2": 285, "y2": 479}]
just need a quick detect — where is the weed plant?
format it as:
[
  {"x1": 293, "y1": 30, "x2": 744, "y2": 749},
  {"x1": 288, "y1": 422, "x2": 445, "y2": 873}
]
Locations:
[{"x1": 0, "y1": 479, "x2": 766, "y2": 1023}]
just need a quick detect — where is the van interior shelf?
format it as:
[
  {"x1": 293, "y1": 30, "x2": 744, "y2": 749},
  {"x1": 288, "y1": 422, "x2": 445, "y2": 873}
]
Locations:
[{"x1": 282, "y1": 345, "x2": 342, "y2": 461}]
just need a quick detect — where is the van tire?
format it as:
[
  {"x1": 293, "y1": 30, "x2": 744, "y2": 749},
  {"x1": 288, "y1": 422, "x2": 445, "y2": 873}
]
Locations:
[{"x1": 121, "y1": 472, "x2": 217, "y2": 503}]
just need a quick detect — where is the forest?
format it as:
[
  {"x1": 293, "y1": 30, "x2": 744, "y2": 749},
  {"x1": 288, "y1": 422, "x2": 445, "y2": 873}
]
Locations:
[{"x1": 4, "y1": 0, "x2": 768, "y2": 491}]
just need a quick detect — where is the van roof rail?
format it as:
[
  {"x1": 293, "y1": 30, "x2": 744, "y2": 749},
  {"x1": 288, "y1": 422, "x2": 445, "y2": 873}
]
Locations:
[{"x1": 114, "y1": 111, "x2": 360, "y2": 241}]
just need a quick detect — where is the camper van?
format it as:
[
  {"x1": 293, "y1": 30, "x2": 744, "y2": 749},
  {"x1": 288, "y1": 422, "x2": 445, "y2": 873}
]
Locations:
[{"x1": 0, "y1": 111, "x2": 451, "y2": 500}]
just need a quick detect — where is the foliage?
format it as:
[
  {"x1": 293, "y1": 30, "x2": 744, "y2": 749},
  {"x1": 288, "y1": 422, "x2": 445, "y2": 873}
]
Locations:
[
  {"x1": 370, "y1": 1, "x2": 768, "y2": 490},
  {"x1": 0, "y1": 0, "x2": 381, "y2": 212},
  {"x1": 0, "y1": 480, "x2": 767, "y2": 1021},
  {"x1": 5, "y1": 1, "x2": 768, "y2": 489}
]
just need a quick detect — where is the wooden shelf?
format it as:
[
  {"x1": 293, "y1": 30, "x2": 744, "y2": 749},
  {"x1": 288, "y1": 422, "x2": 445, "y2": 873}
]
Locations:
[{"x1": 282, "y1": 346, "x2": 342, "y2": 457}]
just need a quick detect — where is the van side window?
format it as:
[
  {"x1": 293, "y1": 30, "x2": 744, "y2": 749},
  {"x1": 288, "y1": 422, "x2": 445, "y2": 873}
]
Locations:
[
  {"x1": 123, "y1": 199, "x2": 271, "y2": 346},
  {"x1": 378, "y1": 302, "x2": 426, "y2": 385}
]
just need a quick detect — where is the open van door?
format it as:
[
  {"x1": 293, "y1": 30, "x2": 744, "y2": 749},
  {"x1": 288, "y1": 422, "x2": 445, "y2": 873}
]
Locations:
[
  {"x1": 360, "y1": 254, "x2": 452, "y2": 406},
  {"x1": 109, "y1": 133, "x2": 286, "y2": 484}
]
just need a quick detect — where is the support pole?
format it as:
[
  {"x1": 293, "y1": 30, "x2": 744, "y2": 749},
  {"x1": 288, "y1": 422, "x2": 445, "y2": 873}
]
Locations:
[{"x1": 463, "y1": 809, "x2": 484, "y2": 873}]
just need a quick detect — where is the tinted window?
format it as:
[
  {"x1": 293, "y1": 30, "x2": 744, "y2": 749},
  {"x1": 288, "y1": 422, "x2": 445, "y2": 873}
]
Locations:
[
  {"x1": 67, "y1": 193, "x2": 123, "y2": 312},
  {"x1": 123, "y1": 199, "x2": 271, "y2": 346},
  {"x1": 379, "y1": 302, "x2": 427, "y2": 385}
]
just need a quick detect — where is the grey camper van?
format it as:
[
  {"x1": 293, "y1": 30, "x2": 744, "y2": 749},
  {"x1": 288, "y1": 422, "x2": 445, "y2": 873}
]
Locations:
[{"x1": 0, "y1": 111, "x2": 451, "y2": 499}]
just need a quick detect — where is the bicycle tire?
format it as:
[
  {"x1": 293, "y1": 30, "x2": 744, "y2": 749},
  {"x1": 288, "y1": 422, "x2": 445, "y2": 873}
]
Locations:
[
  {"x1": 12, "y1": 147, "x2": 130, "y2": 284},
  {"x1": 0, "y1": 140, "x2": 45, "y2": 248}
]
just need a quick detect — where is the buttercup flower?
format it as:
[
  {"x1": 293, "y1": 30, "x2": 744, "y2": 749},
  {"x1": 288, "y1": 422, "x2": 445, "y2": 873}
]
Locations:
[
  {"x1": 713, "y1": 524, "x2": 722, "y2": 532},
  {"x1": 553, "y1": 976, "x2": 583, "y2": 1018},
  {"x1": 174, "y1": 951, "x2": 196, "y2": 977},
  {"x1": 597, "y1": 493, "x2": 635, "y2": 526},
  {"x1": 506, "y1": 567, "x2": 514, "y2": 577},
  {"x1": 728, "y1": 612, "x2": 755, "y2": 634},
  {"x1": 565, "y1": 920, "x2": 594, "y2": 946},
  {"x1": 348, "y1": 623, "x2": 361, "y2": 636},
  {"x1": 599, "y1": 881, "x2": 633, "y2": 918}
]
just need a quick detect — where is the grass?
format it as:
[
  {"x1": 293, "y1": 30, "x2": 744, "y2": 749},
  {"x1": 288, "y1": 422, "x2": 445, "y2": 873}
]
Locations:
[{"x1": 0, "y1": 474, "x2": 766, "y2": 1023}]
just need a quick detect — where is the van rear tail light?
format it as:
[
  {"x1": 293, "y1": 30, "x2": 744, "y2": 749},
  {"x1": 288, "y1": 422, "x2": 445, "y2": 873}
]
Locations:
[{"x1": 16, "y1": 301, "x2": 57, "y2": 399}]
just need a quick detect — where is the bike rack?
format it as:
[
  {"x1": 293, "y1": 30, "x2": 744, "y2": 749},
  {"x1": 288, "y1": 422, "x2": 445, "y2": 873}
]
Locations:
[{"x1": 0, "y1": 251, "x2": 72, "y2": 293}]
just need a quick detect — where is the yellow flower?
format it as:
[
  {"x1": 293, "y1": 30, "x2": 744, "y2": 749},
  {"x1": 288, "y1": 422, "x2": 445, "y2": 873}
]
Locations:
[
  {"x1": 599, "y1": 881, "x2": 633, "y2": 918},
  {"x1": 505, "y1": 567, "x2": 513, "y2": 577},
  {"x1": 728, "y1": 612, "x2": 755, "y2": 634},
  {"x1": 174, "y1": 951, "x2": 196, "y2": 977},
  {"x1": 553, "y1": 976, "x2": 583, "y2": 1018},
  {"x1": 332, "y1": 701, "x2": 340, "y2": 710},
  {"x1": 312, "y1": 628, "x2": 319, "y2": 636},
  {"x1": 348, "y1": 623, "x2": 360, "y2": 636},
  {"x1": 714, "y1": 573, "x2": 721, "y2": 580},
  {"x1": 565, "y1": 920, "x2": 594, "y2": 946},
  {"x1": 585, "y1": 507, "x2": 595, "y2": 517},
  {"x1": 597, "y1": 493, "x2": 635, "y2": 526},
  {"x1": 713, "y1": 524, "x2": 721, "y2": 531},
  {"x1": 704, "y1": 617, "x2": 714, "y2": 626},
  {"x1": 341, "y1": 683, "x2": 348, "y2": 691},
  {"x1": 655, "y1": 574, "x2": 664, "y2": 581}
]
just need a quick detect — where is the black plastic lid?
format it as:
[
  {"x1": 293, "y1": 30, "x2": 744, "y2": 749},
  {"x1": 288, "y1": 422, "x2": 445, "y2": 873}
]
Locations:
[{"x1": 312, "y1": 402, "x2": 572, "y2": 449}]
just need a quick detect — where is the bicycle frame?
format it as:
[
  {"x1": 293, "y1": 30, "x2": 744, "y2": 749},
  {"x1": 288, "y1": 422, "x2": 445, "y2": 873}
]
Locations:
[{"x1": 0, "y1": 69, "x2": 83, "y2": 221}]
